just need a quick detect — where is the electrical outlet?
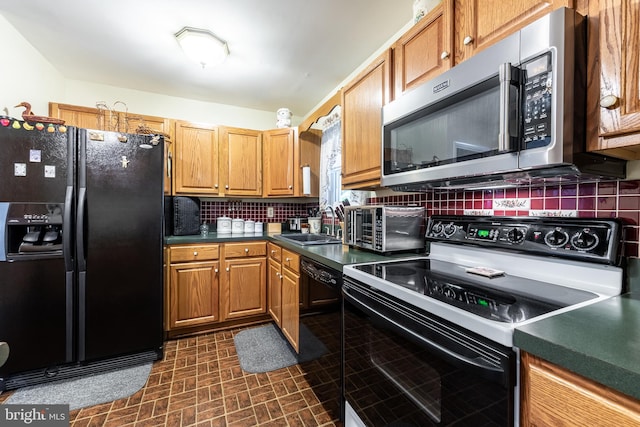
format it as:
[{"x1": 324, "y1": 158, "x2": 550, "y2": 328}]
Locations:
[{"x1": 267, "y1": 207, "x2": 274, "y2": 218}]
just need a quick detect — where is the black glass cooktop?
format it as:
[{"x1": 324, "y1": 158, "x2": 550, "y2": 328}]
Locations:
[{"x1": 353, "y1": 258, "x2": 598, "y2": 323}]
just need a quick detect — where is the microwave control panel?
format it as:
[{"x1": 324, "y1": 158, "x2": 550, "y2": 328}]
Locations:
[
  {"x1": 426, "y1": 215, "x2": 621, "y2": 265},
  {"x1": 522, "y1": 52, "x2": 553, "y2": 149}
]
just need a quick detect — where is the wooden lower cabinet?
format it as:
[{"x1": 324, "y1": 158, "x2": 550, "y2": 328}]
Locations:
[
  {"x1": 268, "y1": 257, "x2": 283, "y2": 326},
  {"x1": 281, "y1": 267, "x2": 300, "y2": 352},
  {"x1": 220, "y1": 242, "x2": 267, "y2": 320},
  {"x1": 167, "y1": 244, "x2": 220, "y2": 330},
  {"x1": 166, "y1": 242, "x2": 270, "y2": 336},
  {"x1": 267, "y1": 243, "x2": 300, "y2": 351},
  {"x1": 520, "y1": 351, "x2": 640, "y2": 426}
]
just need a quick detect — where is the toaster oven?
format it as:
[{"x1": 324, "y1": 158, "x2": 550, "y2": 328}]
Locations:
[{"x1": 344, "y1": 206, "x2": 425, "y2": 253}]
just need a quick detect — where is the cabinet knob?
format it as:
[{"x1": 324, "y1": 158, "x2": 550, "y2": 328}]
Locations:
[
  {"x1": 225, "y1": 185, "x2": 229, "y2": 189},
  {"x1": 600, "y1": 94, "x2": 619, "y2": 109},
  {"x1": 271, "y1": 250, "x2": 276, "y2": 255},
  {"x1": 214, "y1": 268, "x2": 219, "y2": 273},
  {"x1": 226, "y1": 267, "x2": 230, "y2": 272},
  {"x1": 276, "y1": 272, "x2": 280, "y2": 278},
  {"x1": 463, "y1": 35, "x2": 474, "y2": 45},
  {"x1": 193, "y1": 251, "x2": 198, "y2": 256},
  {"x1": 440, "y1": 51, "x2": 450, "y2": 60},
  {"x1": 214, "y1": 184, "x2": 218, "y2": 188},
  {"x1": 285, "y1": 257, "x2": 290, "y2": 262},
  {"x1": 245, "y1": 248, "x2": 249, "y2": 253},
  {"x1": 288, "y1": 185, "x2": 293, "y2": 189}
]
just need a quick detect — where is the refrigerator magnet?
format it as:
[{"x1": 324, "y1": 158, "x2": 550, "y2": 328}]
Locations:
[
  {"x1": 29, "y1": 149, "x2": 41, "y2": 162},
  {"x1": 14, "y1": 163, "x2": 26, "y2": 177},
  {"x1": 44, "y1": 165, "x2": 56, "y2": 178}
]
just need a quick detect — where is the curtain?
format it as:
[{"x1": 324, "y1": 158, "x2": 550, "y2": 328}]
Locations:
[{"x1": 319, "y1": 118, "x2": 341, "y2": 211}]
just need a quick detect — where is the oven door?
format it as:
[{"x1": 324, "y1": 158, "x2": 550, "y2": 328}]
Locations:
[{"x1": 342, "y1": 278, "x2": 516, "y2": 426}]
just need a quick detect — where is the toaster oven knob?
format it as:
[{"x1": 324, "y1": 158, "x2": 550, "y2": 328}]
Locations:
[{"x1": 571, "y1": 229, "x2": 599, "y2": 251}]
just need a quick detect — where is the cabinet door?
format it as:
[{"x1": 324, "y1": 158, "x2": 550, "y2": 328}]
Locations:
[
  {"x1": 263, "y1": 127, "x2": 297, "y2": 196},
  {"x1": 594, "y1": 0, "x2": 640, "y2": 157},
  {"x1": 394, "y1": 0, "x2": 453, "y2": 97},
  {"x1": 221, "y1": 257, "x2": 267, "y2": 320},
  {"x1": 341, "y1": 50, "x2": 392, "y2": 189},
  {"x1": 220, "y1": 126, "x2": 262, "y2": 196},
  {"x1": 169, "y1": 261, "x2": 219, "y2": 329},
  {"x1": 454, "y1": 0, "x2": 571, "y2": 64},
  {"x1": 281, "y1": 268, "x2": 300, "y2": 353},
  {"x1": 49, "y1": 103, "x2": 106, "y2": 130},
  {"x1": 174, "y1": 121, "x2": 220, "y2": 195},
  {"x1": 521, "y1": 352, "x2": 640, "y2": 426},
  {"x1": 267, "y1": 258, "x2": 282, "y2": 326}
]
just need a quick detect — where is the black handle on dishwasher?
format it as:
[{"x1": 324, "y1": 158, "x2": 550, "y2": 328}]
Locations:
[{"x1": 301, "y1": 257, "x2": 342, "y2": 289}]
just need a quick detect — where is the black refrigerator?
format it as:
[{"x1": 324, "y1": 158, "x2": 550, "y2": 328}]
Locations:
[{"x1": 0, "y1": 119, "x2": 164, "y2": 391}]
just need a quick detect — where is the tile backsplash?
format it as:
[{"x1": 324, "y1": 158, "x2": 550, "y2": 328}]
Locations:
[
  {"x1": 198, "y1": 179, "x2": 640, "y2": 257},
  {"x1": 200, "y1": 200, "x2": 313, "y2": 224},
  {"x1": 369, "y1": 180, "x2": 640, "y2": 258}
]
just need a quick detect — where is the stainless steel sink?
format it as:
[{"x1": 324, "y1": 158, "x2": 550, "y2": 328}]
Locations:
[{"x1": 273, "y1": 233, "x2": 342, "y2": 246}]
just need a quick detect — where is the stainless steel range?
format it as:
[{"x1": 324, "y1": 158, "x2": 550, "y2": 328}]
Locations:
[{"x1": 342, "y1": 215, "x2": 624, "y2": 426}]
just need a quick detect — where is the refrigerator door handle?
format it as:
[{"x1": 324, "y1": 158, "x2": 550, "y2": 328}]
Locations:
[
  {"x1": 76, "y1": 187, "x2": 87, "y2": 271},
  {"x1": 64, "y1": 184, "x2": 75, "y2": 361},
  {"x1": 63, "y1": 186, "x2": 74, "y2": 271}
]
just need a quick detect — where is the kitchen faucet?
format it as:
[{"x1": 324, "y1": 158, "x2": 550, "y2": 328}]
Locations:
[{"x1": 326, "y1": 206, "x2": 335, "y2": 237}]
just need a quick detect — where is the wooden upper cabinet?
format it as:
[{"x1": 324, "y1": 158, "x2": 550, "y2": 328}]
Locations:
[
  {"x1": 454, "y1": 0, "x2": 572, "y2": 64},
  {"x1": 174, "y1": 121, "x2": 220, "y2": 195},
  {"x1": 263, "y1": 127, "x2": 297, "y2": 197},
  {"x1": 393, "y1": 0, "x2": 454, "y2": 97},
  {"x1": 219, "y1": 126, "x2": 262, "y2": 197},
  {"x1": 49, "y1": 102, "x2": 172, "y2": 134},
  {"x1": 49, "y1": 103, "x2": 105, "y2": 130},
  {"x1": 341, "y1": 49, "x2": 392, "y2": 189},
  {"x1": 590, "y1": 0, "x2": 640, "y2": 158}
]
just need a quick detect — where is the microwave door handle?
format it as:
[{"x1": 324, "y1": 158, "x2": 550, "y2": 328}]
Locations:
[{"x1": 498, "y1": 62, "x2": 518, "y2": 152}]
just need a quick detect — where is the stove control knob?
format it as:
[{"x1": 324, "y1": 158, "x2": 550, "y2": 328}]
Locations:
[
  {"x1": 443, "y1": 287, "x2": 457, "y2": 299},
  {"x1": 571, "y1": 229, "x2": 600, "y2": 251},
  {"x1": 544, "y1": 228, "x2": 569, "y2": 248},
  {"x1": 431, "y1": 222, "x2": 444, "y2": 236},
  {"x1": 443, "y1": 223, "x2": 457, "y2": 237},
  {"x1": 506, "y1": 227, "x2": 525, "y2": 244}
]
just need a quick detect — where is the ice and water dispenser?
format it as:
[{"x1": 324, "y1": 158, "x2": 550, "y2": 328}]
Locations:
[{"x1": 0, "y1": 203, "x2": 64, "y2": 261}]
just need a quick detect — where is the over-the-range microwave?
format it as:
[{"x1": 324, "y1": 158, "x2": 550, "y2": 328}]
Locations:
[{"x1": 381, "y1": 7, "x2": 625, "y2": 190}]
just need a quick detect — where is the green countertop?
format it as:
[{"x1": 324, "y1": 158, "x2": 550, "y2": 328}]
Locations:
[
  {"x1": 165, "y1": 232, "x2": 421, "y2": 271},
  {"x1": 514, "y1": 293, "x2": 640, "y2": 401},
  {"x1": 167, "y1": 232, "x2": 640, "y2": 401}
]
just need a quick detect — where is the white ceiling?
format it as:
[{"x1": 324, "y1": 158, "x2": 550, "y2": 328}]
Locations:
[{"x1": 0, "y1": 0, "x2": 413, "y2": 117}]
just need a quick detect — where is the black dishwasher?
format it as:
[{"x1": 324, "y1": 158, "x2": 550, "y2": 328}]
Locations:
[{"x1": 299, "y1": 257, "x2": 344, "y2": 422}]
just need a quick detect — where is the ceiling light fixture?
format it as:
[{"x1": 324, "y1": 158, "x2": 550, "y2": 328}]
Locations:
[{"x1": 175, "y1": 26, "x2": 229, "y2": 68}]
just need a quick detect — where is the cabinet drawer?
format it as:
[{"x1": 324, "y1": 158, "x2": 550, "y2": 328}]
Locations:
[
  {"x1": 225, "y1": 241, "x2": 267, "y2": 258},
  {"x1": 282, "y1": 249, "x2": 300, "y2": 274},
  {"x1": 268, "y1": 242, "x2": 282, "y2": 262},
  {"x1": 170, "y1": 245, "x2": 219, "y2": 262}
]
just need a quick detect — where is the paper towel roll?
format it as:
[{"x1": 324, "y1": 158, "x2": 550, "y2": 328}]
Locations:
[{"x1": 302, "y1": 165, "x2": 311, "y2": 195}]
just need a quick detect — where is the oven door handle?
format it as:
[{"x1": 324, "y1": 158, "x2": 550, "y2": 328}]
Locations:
[{"x1": 344, "y1": 289, "x2": 505, "y2": 379}]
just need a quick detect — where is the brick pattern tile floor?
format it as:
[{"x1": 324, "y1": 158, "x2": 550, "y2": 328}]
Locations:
[{"x1": 0, "y1": 313, "x2": 343, "y2": 426}]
